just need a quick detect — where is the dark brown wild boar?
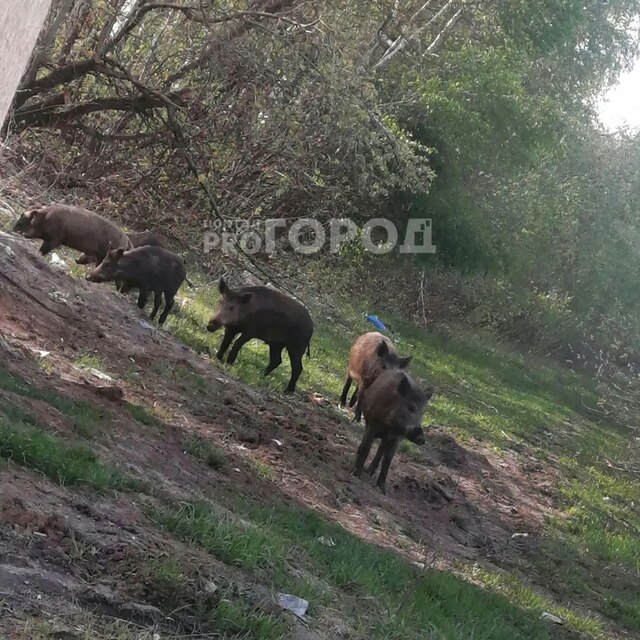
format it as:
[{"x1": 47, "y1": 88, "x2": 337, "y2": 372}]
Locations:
[
  {"x1": 353, "y1": 369, "x2": 433, "y2": 494},
  {"x1": 128, "y1": 230, "x2": 168, "y2": 248},
  {"x1": 86, "y1": 246, "x2": 186, "y2": 324},
  {"x1": 206, "y1": 278, "x2": 313, "y2": 394},
  {"x1": 77, "y1": 229, "x2": 168, "y2": 265},
  {"x1": 340, "y1": 332, "x2": 412, "y2": 422},
  {"x1": 13, "y1": 204, "x2": 130, "y2": 263}
]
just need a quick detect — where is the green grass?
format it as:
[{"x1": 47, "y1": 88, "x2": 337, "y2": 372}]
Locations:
[
  {"x1": 158, "y1": 276, "x2": 640, "y2": 636},
  {"x1": 0, "y1": 365, "x2": 147, "y2": 491},
  {"x1": 183, "y1": 435, "x2": 227, "y2": 470},
  {"x1": 214, "y1": 598, "x2": 285, "y2": 640},
  {"x1": 0, "y1": 365, "x2": 111, "y2": 437},
  {"x1": 124, "y1": 401, "x2": 159, "y2": 427},
  {"x1": 0, "y1": 417, "x2": 141, "y2": 491},
  {"x1": 150, "y1": 497, "x2": 553, "y2": 640},
  {"x1": 74, "y1": 353, "x2": 107, "y2": 372},
  {"x1": 2, "y1": 269, "x2": 637, "y2": 636}
]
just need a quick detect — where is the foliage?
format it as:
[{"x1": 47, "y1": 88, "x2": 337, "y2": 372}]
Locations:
[{"x1": 5, "y1": 1, "x2": 640, "y2": 398}]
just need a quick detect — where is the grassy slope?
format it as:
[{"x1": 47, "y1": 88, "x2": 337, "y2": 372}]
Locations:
[{"x1": 1, "y1": 266, "x2": 639, "y2": 639}]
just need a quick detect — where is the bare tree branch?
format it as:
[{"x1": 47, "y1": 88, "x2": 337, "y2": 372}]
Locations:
[{"x1": 372, "y1": 0, "x2": 458, "y2": 72}]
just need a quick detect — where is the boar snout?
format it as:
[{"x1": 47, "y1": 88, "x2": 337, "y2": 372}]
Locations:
[
  {"x1": 408, "y1": 426, "x2": 426, "y2": 445},
  {"x1": 207, "y1": 317, "x2": 222, "y2": 333},
  {"x1": 86, "y1": 270, "x2": 103, "y2": 283}
]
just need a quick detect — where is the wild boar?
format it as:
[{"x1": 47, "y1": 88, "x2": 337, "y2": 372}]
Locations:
[
  {"x1": 206, "y1": 278, "x2": 313, "y2": 393},
  {"x1": 77, "y1": 229, "x2": 168, "y2": 265},
  {"x1": 128, "y1": 230, "x2": 168, "y2": 248},
  {"x1": 340, "y1": 332, "x2": 412, "y2": 422},
  {"x1": 86, "y1": 245, "x2": 186, "y2": 324},
  {"x1": 13, "y1": 204, "x2": 130, "y2": 263},
  {"x1": 352, "y1": 369, "x2": 433, "y2": 494}
]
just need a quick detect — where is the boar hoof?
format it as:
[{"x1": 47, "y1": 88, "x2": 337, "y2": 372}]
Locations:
[{"x1": 376, "y1": 483, "x2": 387, "y2": 495}]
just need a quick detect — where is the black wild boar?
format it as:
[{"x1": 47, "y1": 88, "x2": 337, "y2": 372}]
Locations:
[
  {"x1": 352, "y1": 369, "x2": 433, "y2": 494},
  {"x1": 13, "y1": 204, "x2": 130, "y2": 263},
  {"x1": 206, "y1": 278, "x2": 313, "y2": 394},
  {"x1": 340, "y1": 332, "x2": 412, "y2": 422},
  {"x1": 86, "y1": 246, "x2": 186, "y2": 324}
]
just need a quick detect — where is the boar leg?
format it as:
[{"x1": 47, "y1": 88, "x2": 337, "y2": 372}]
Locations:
[
  {"x1": 376, "y1": 438, "x2": 399, "y2": 495},
  {"x1": 352, "y1": 426, "x2": 376, "y2": 477},
  {"x1": 150, "y1": 291, "x2": 163, "y2": 320},
  {"x1": 263, "y1": 343, "x2": 284, "y2": 376},
  {"x1": 284, "y1": 343, "x2": 305, "y2": 393},
  {"x1": 117, "y1": 281, "x2": 131, "y2": 294},
  {"x1": 159, "y1": 296, "x2": 175, "y2": 325},
  {"x1": 353, "y1": 390, "x2": 365, "y2": 423},
  {"x1": 216, "y1": 328, "x2": 239, "y2": 361},
  {"x1": 339, "y1": 377, "x2": 353, "y2": 407},
  {"x1": 39, "y1": 239, "x2": 60, "y2": 255},
  {"x1": 76, "y1": 252, "x2": 94, "y2": 265},
  {"x1": 137, "y1": 289, "x2": 149, "y2": 310},
  {"x1": 366, "y1": 441, "x2": 385, "y2": 476},
  {"x1": 226, "y1": 333, "x2": 251, "y2": 365},
  {"x1": 348, "y1": 387, "x2": 359, "y2": 407}
]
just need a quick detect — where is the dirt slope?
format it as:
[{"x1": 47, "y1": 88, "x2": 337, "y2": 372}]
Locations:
[{"x1": 0, "y1": 230, "x2": 573, "y2": 638}]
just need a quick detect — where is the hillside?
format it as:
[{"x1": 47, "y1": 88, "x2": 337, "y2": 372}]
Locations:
[{"x1": 0, "y1": 225, "x2": 638, "y2": 640}]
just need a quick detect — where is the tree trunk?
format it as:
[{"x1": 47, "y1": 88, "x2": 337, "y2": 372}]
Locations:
[{"x1": 0, "y1": 0, "x2": 54, "y2": 129}]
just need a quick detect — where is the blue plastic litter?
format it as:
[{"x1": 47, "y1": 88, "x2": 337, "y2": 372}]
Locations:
[{"x1": 366, "y1": 314, "x2": 387, "y2": 332}]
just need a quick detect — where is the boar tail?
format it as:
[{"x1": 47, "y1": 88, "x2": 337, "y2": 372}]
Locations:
[
  {"x1": 306, "y1": 342, "x2": 311, "y2": 359},
  {"x1": 185, "y1": 277, "x2": 195, "y2": 288}
]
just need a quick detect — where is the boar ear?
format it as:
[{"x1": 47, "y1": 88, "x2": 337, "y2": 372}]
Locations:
[
  {"x1": 219, "y1": 278, "x2": 230, "y2": 295},
  {"x1": 26, "y1": 208, "x2": 44, "y2": 220},
  {"x1": 376, "y1": 340, "x2": 389, "y2": 358},
  {"x1": 399, "y1": 355, "x2": 412, "y2": 369},
  {"x1": 398, "y1": 374, "x2": 411, "y2": 397},
  {"x1": 239, "y1": 292, "x2": 253, "y2": 304}
]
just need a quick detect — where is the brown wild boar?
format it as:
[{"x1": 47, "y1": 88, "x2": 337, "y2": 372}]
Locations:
[
  {"x1": 352, "y1": 369, "x2": 433, "y2": 494},
  {"x1": 86, "y1": 246, "x2": 186, "y2": 324},
  {"x1": 77, "y1": 229, "x2": 168, "y2": 265},
  {"x1": 13, "y1": 204, "x2": 130, "y2": 263},
  {"x1": 128, "y1": 230, "x2": 168, "y2": 248},
  {"x1": 340, "y1": 332, "x2": 412, "y2": 422},
  {"x1": 206, "y1": 278, "x2": 313, "y2": 394}
]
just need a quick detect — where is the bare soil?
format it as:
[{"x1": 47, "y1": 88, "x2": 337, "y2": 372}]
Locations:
[{"x1": 0, "y1": 230, "x2": 567, "y2": 638}]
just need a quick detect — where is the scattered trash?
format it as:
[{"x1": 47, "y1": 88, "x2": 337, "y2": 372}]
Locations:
[
  {"x1": 365, "y1": 314, "x2": 386, "y2": 331},
  {"x1": 137, "y1": 319, "x2": 156, "y2": 331},
  {"x1": 37, "y1": 350, "x2": 50, "y2": 358},
  {"x1": 511, "y1": 532, "x2": 529, "y2": 540},
  {"x1": 49, "y1": 252, "x2": 67, "y2": 270},
  {"x1": 203, "y1": 580, "x2": 218, "y2": 595},
  {"x1": 236, "y1": 444, "x2": 248, "y2": 451},
  {"x1": 277, "y1": 593, "x2": 309, "y2": 618},
  {"x1": 541, "y1": 612, "x2": 564, "y2": 625},
  {"x1": 85, "y1": 367, "x2": 113, "y2": 382},
  {"x1": 317, "y1": 535, "x2": 336, "y2": 547},
  {"x1": 49, "y1": 290, "x2": 69, "y2": 304},
  {"x1": 272, "y1": 439, "x2": 284, "y2": 449},
  {"x1": 412, "y1": 561, "x2": 426, "y2": 570}
]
